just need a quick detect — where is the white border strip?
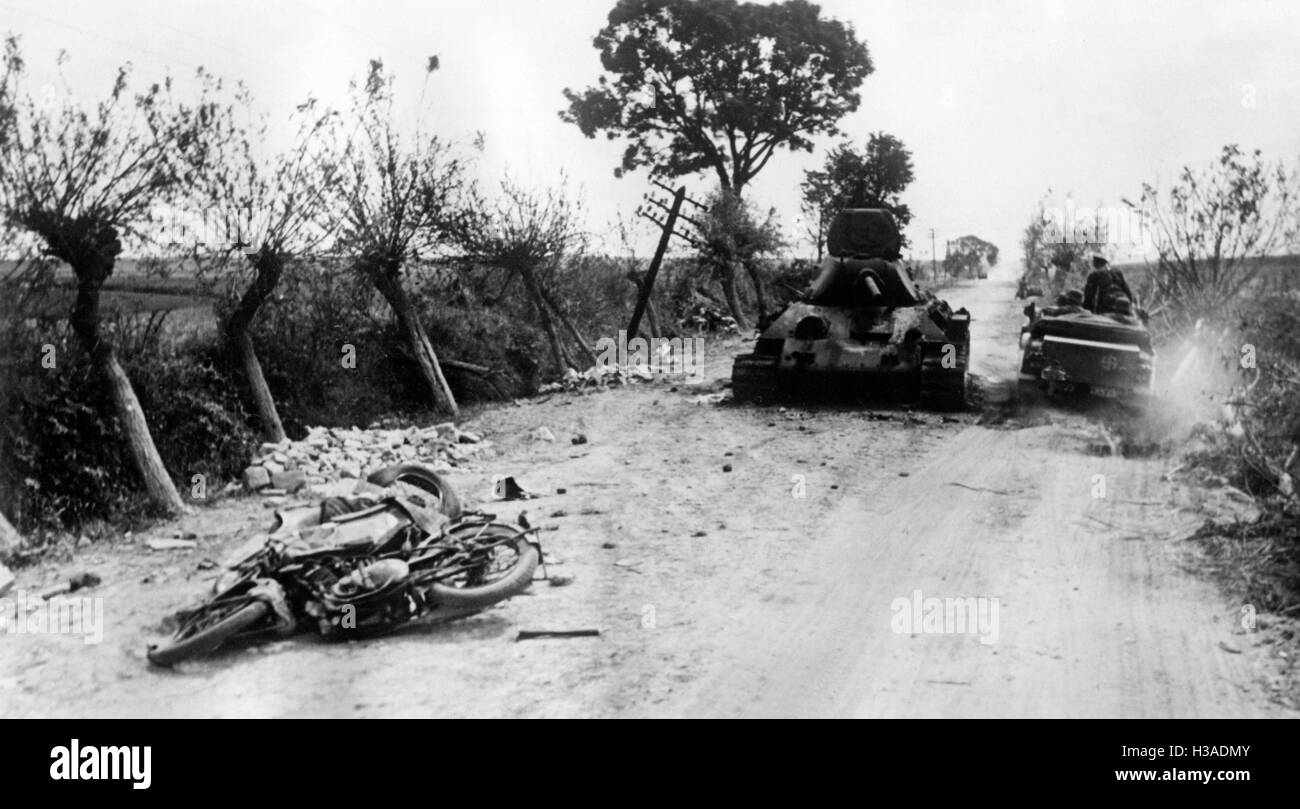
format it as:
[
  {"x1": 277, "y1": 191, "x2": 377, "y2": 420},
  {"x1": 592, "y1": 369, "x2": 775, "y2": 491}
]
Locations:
[{"x1": 1043, "y1": 334, "x2": 1141, "y2": 352}]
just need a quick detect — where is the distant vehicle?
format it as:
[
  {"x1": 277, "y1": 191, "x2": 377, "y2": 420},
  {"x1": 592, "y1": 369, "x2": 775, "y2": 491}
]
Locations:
[
  {"x1": 1017, "y1": 292, "x2": 1154, "y2": 405},
  {"x1": 731, "y1": 209, "x2": 971, "y2": 409}
]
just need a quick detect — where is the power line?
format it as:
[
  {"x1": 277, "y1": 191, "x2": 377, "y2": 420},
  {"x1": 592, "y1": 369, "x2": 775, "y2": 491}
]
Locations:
[{"x1": 0, "y1": 1, "x2": 205, "y2": 73}]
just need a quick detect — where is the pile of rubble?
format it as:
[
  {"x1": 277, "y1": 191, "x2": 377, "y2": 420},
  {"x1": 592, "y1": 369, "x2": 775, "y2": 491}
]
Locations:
[
  {"x1": 241, "y1": 423, "x2": 491, "y2": 494},
  {"x1": 537, "y1": 364, "x2": 656, "y2": 394}
]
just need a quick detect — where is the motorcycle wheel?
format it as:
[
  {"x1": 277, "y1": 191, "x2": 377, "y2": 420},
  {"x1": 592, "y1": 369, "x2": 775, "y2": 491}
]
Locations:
[
  {"x1": 147, "y1": 601, "x2": 269, "y2": 667},
  {"x1": 426, "y1": 526, "x2": 540, "y2": 610},
  {"x1": 366, "y1": 463, "x2": 463, "y2": 520}
]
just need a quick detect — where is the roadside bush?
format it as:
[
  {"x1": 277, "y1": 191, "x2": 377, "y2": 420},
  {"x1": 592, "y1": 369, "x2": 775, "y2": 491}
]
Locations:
[{"x1": 0, "y1": 317, "x2": 256, "y2": 536}]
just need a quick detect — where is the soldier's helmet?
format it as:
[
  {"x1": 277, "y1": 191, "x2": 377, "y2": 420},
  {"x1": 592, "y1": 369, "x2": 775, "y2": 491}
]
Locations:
[{"x1": 1091, "y1": 254, "x2": 1109, "y2": 269}]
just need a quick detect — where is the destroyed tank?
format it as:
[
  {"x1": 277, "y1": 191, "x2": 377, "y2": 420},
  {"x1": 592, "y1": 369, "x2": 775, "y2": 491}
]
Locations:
[{"x1": 731, "y1": 209, "x2": 971, "y2": 409}]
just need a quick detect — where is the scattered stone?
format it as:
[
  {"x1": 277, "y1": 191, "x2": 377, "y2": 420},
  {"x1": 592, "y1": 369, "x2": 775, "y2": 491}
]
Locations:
[
  {"x1": 722, "y1": 464, "x2": 733, "y2": 472},
  {"x1": 899, "y1": 472, "x2": 910, "y2": 477},
  {"x1": 532, "y1": 426, "x2": 556, "y2": 442},
  {"x1": 458, "y1": 431, "x2": 481, "y2": 444},
  {"x1": 601, "y1": 541, "x2": 616, "y2": 549},
  {"x1": 270, "y1": 470, "x2": 308, "y2": 493},
  {"x1": 263, "y1": 496, "x2": 287, "y2": 507},
  {"x1": 242, "y1": 466, "x2": 271, "y2": 491},
  {"x1": 571, "y1": 433, "x2": 588, "y2": 445},
  {"x1": 691, "y1": 530, "x2": 707, "y2": 537},
  {"x1": 556, "y1": 487, "x2": 567, "y2": 495},
  {"x1": 548, "y1": 575, "x2": 575, "y2": 587},
  {"x1": 262, "y1": 460, "x2": 286, "y2": 476},
  {"x1": 146, "y1": 538, "x2": 198, "y2": 551}
]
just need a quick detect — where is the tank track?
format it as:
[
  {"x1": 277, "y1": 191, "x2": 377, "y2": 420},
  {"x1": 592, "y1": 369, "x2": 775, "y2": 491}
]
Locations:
[
  {"x1": 730, "y1": 355, "x2": 782, "y2": 404},
  {"x1": 918, "y1": 354, "x2": 968, "y2": 411}
]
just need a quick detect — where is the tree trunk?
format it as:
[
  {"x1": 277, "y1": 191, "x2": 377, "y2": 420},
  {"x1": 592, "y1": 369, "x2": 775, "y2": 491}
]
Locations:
[
  {"x1": 70, "y1": 256, "x2": 187, "y2": 517},
  {"x1": 226, "y1": 250, "x2": 286, "y2": 443},
  {"x1": 233, "y1": 330, "x2": 284, "y2": 442},
  {"x1": 538, "y1": 284, "x2": 599, "y2": 367},
  {"x1": 0, "y1": 509, "x2": 22, "y2": 558},
  {"x1": 719, "y1": 261, "x2": 749, "y2": 330},
  {"x1": 519, "y1": 265, "x2": 571, "y2": 374},
  {"x1": 742, "y1": 258, "x2": 768, "y2": 321},
  {"x1": 646, "y1": 298, "x2": 662, "y2": 339},
  {"x1": 372, "y1": 268, "x2": 460, "y2": 418}
]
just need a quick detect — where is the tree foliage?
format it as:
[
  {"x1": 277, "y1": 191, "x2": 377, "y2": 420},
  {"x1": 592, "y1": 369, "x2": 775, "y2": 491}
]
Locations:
[
  {"x1": 1019, "y1": 191, "x2": 1111, "y2": 298},
  {"x1": 800, "y1": 131, "x2": 913, "y2": 255},
  {"x1": 561, "y1": 0, "x2": 872, "y2": 194},
  {"x1": 1125, "y1": 144, "x2": 1299, "y2": 329},
  {"x1": 943, "y1": 234, "x2": 998, "y2": 278},
  {"x1": 0, "y1": 34, "x2": 228, "y2": 515},
  {"x1": 330, "y1": 58, "x2": 470, "y2": 416}
]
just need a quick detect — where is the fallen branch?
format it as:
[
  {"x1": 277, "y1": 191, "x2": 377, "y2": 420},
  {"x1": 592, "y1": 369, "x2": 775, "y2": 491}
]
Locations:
[{"x1": 947, "y1": 482, "x2": 1015, "y2": 496}]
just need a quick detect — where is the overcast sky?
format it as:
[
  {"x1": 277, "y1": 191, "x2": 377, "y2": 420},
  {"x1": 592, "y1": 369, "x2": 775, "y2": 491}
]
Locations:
[{"x1": 3, "y1": 0, "x2": 1298, "y2": 263}]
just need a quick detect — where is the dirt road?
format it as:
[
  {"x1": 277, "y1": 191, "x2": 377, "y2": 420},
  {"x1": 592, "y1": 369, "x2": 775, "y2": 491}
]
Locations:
[{"x1": 1, "y1": 276, "x2": 1291, "y2": 717}]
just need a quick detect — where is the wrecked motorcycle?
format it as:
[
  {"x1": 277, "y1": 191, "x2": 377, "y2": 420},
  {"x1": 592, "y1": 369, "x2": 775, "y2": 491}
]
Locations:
[{"x1": 147, "y1": 464, "x2": 541, "y2": 666}]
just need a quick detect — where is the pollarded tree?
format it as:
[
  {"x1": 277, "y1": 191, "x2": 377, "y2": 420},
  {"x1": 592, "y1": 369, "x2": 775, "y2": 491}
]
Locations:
[
  {"x1": 562, "y1": 0, "x2": 873, "y2": 196},
  {"x1": 191, "y1": 85, "x2": 346, "y2": 442},
  {"x1": 0, "y1": 37, "x2": 222, "y2": 516},
  {"x1": 332, "y1": 58, "x2": 468, "y2": 418},
  {"x1": 801, "y1": 132, "x2": 914, "y2": 259},
  {"x1": 460, "y1": 174, "x2": 596, "y2": 375}
]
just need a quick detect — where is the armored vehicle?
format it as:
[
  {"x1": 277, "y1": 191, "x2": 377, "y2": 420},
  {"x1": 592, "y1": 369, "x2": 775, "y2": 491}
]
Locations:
[{"x1": 731, "y1": 209, "x2": 971, "y2": 409}]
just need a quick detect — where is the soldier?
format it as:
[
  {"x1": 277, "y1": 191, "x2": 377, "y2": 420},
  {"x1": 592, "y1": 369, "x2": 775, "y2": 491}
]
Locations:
[
  {"x1": 1041, "y1": 288, "x2": 1085, "y2": 317},
  {"x1": 1083, "y1": 255, "x2": 1134, "y2": 314},
  {"x1": 1107, "y1": 296, "x2": 1141, "y2": 326}
]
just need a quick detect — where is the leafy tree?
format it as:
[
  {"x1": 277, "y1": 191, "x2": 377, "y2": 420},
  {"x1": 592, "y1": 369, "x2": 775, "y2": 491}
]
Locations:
[
  {"x1": 800, "y1": 132, "x2": 914, "y2": 258},
  {"x1": 694, "y1": 187, "x2": 783, "y2": 328},
  {"x1": 1125, "y1": 144, "x2": 1299, "y2": 330},
  {"x1": 1019, "y1": 191, "x2": 1110, "y2": 299},
  {"x1": 190, "y1": 86, "x2": 346, "y2": 442},
  {"x1": 331, "y1": 58, "x2": 469, "y2": 417},
  {"x1": 943, "y1": 235, "x2": 998, "y2": 278},
  {"x1": 561, "y1": 0, "x2": 872, "y2": 197},
  {"x1": 0, "y1": 36, "x2": 221, "y2": 516}
]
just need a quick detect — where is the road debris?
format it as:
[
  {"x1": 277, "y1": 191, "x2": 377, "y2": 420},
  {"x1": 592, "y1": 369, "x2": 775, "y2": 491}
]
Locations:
[
  {"x1": 531, "y1": 426, "x2": 556, "y2": 442},
  {"x1": 948, "y1": 481, "x2": 1014, "y2": 496},
  {"x1": 145, "y1": 538, "x2": 198, "y2": 551},
  {"x1": 241, "y1": 425, "x2": 495, "y2": 494},
  {"x1": 517, "y1": 629, "x2": 601, "y2": 640},
  {"x1": 491, "y1": 475, "x2": 537, "y2": 501},
  {"x1": 38, "y1": 572, "x2": 101, "y2": 600}
]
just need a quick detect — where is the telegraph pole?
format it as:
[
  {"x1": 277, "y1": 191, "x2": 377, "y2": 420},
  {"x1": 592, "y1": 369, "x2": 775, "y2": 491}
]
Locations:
[{"x1": 929, "y1": 228, "x2": 937, "y2": 281}]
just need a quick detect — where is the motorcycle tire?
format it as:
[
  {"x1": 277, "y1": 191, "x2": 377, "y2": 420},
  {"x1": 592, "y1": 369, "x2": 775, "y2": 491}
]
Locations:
[
  {"x1": 366, "y1": 463, "x2": 463, "y2": 521},
  {"x1": 147, "y1": 600, "x2": 270, "y2": 667},
  {"x1": 427, "y1": 531, "x2": 540, "y2": 610}
]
